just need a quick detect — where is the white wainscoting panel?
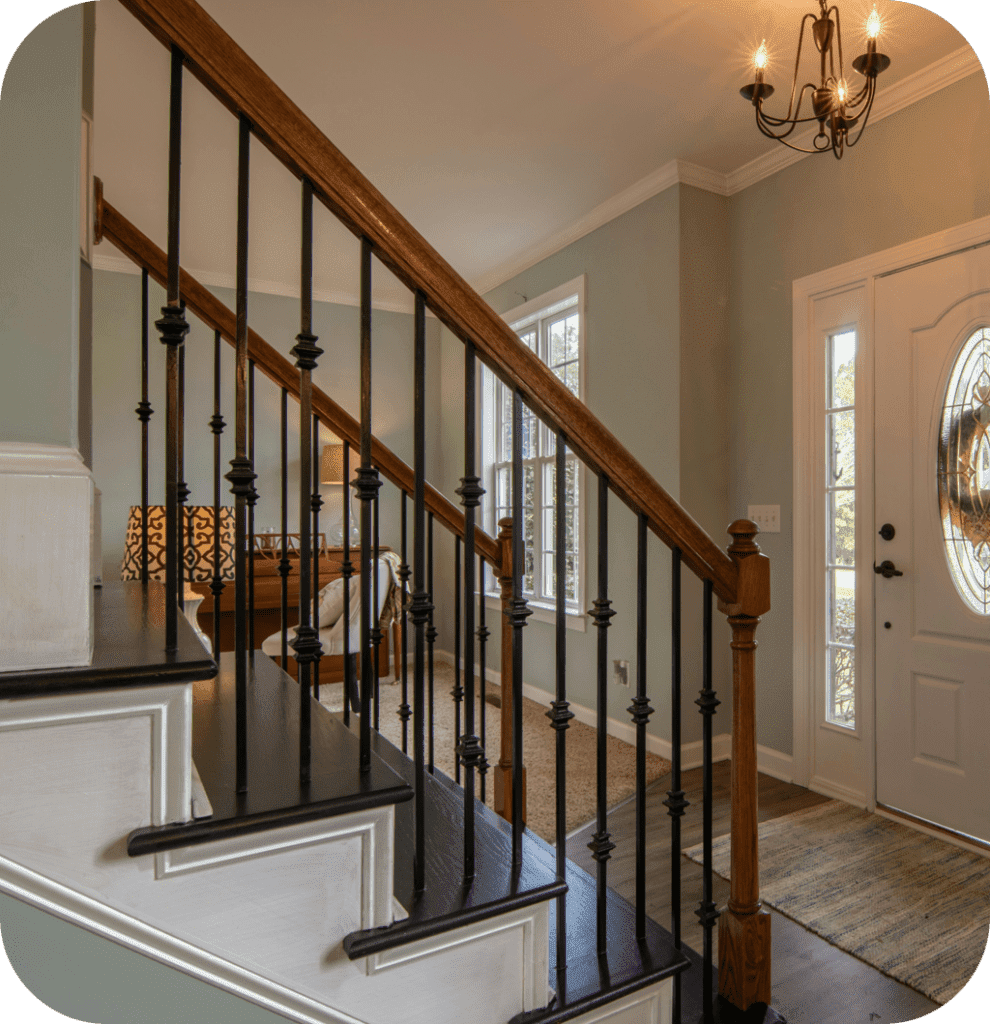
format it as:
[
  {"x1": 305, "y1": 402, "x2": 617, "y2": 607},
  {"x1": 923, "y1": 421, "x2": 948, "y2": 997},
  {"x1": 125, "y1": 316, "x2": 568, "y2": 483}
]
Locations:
[{"x1": 0, "y1": 442, "x2": 94, "y2": 670}]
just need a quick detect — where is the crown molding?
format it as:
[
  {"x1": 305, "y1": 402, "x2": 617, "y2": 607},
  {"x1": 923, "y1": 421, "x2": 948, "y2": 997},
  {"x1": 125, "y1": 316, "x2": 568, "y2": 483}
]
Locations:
[
  {"x1": 724, "y1": 44, "x2": 983, "y2": 195},
  {"x1": 471, "y1": 159, "x2": 683, "y2": 296},
  {"x1": 92, "y1": 252, "x2": 419, "y2": 316},
  {"x1": 475, "y1": 45, "x2": 984, "y2": 295}
]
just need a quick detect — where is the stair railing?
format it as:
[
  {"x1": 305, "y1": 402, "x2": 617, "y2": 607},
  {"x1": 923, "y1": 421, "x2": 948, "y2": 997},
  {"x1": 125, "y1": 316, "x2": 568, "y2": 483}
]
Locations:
[{"x1": 106, "y1": 0, "x2": 774, "y2": 1017}]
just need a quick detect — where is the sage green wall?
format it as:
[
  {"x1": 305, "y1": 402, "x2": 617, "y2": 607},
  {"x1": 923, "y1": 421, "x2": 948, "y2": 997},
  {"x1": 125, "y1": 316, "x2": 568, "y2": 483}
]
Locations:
[
  {"x1": 436, "y1": 185, "x2": 706, "y2": 743},
  {"x1": 679, "y1": 185, "x2": 733, "y2": 722},
  {"x1": 727, "y1": 71, "x2": 990, "y2": 756},
  {"x1": 93, "y1": 269, "x2": 440, "y2": 582},
  {"x1": 0, "y1": 6, "x2": 83, "y2": 449}
]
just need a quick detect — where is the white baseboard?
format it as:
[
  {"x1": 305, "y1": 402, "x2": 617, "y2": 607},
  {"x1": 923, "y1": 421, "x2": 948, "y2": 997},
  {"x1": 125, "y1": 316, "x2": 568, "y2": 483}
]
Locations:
[
  {"x1": 756, "y1": 745, "x2": 794, "y2": 784},
  {"x1": 809, "y1": 774, "x2": 868, "y2": 809},
  {"x1": 0, "y1": 442, "x2": 94, "y2": 671},
  {"x1": 435, "y1": 649, "x2": 730, "y2": 771}
]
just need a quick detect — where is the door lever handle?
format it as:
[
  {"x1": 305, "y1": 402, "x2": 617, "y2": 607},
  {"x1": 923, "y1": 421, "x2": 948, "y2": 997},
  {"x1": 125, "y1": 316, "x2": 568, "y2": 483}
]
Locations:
[{"x1": 874, "y1": 560, "x2": 903, "y2": 579}]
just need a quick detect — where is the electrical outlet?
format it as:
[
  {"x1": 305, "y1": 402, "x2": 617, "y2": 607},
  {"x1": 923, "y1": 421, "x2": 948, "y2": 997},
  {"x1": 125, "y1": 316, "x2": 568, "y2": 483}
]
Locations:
[
  {"x1": 748, "y1": 504, "x2": 781, "y2": 534},
  {"x1": 613, "y1": 659, "x2": 629, "y2": 687}
]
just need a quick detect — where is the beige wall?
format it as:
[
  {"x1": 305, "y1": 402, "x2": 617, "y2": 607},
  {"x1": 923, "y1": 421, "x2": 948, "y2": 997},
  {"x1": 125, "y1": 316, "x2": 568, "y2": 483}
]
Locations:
[{"x1": 727, "y1": 70, "x2": 990, "y2": 755}]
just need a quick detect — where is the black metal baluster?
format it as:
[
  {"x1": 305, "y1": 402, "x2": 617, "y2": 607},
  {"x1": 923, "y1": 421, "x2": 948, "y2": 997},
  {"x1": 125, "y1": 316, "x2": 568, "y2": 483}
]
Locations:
[
  {"x1": 588, "y1": 473, "x2": 616, "y2": 953},
  {"x1": 224, "y1": 114, "x2": 257, "y2": 794},
  {"x1": 548, "y1": 429, "x2": 573, "y2": 978},
  {"x1": 177, "y1": 342, "x2": 189, "y2": 610},
  {"x1": 696, "y1": 578, "x2": 720, "y2": 1024},
  {"x1": 312, "y1": 413, "x2": 323, "y2": 700},
  {"x1": 137, "y1": 269, "x2": 153, "y2": 584},
  {"x1": 288, "y1": 177, "x2": 322, "y2": 785},
  {"x1": 631, "y1": 513, "x2": 654, "y2": 941},
  {"x1": 411, "y1": 291, "x2": 431, "y2": 893},
  {"x1": 247, "y1": 359, "x2": 258, "y2": 652},
  {"x1": 342, "y1": 443, "x2": 354, "y2": 728},
  {"x1": 398, "y1": 492, "x2": 411, "y2": 752},
  {"x1": 372, "y1": 487, "x2": 381, "y2": 730},
  {"x1": 209, "y1": 330, "x2": 226, "y2": 657},
  {"x1": 510, "y1": 388, "x2": 531, "y2": 866},
  {"x1": 664, "y1": 546, "x2": 688, "y2": 1024},
  {"x1": 354, "y1": 237, "x2": 381, "y2": 771},
  {"x1": 478, "y1": 554, "x2": 490, "y2": 805},
  {"x1": 453, "y1": 536, "x2": 462, "y2": 783},
  {"x1": 278, "y1": 388, "x2": 290, "y2": 669},
  {"x1": 427, "y1": 512, "x2": 437, "y2": 774},
  {"x1": 157, "y1": 43, "x2": 190, "y2": 655},
  {"x1": 457, "y1": 340, "x2": 484, "y2": 879}
]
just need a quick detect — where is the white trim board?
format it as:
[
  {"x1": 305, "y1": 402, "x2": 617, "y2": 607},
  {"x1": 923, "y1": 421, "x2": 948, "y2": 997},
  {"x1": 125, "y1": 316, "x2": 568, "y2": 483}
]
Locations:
[
  {"x1": 434, "y1": 649, "x2": 730, "y2": 771},
  {"x1": 473, "y1": 47, "x2": 982, "y2": 296}
]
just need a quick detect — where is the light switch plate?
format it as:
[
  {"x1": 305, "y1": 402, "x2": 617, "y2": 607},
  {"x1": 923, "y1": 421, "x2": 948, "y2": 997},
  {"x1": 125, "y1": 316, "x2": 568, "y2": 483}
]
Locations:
[{"x1": 748, "y1": 505, "x2": 781, "y2": 533}]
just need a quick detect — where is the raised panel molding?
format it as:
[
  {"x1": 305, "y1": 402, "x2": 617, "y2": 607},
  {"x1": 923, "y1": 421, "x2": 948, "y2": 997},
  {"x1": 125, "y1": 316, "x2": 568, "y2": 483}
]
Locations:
[{"x1": 0, "y1": 442, "x2": 94, "y2": 671}]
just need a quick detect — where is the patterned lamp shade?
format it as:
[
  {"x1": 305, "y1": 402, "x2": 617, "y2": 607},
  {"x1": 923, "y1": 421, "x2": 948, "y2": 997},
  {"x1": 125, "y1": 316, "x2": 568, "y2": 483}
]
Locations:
[
  {"x1": 321, "y1": 442, "x2": 345, "y2": 485},
  {"x1": 120, "y1": 505, "x2": 236, "y2": 582}
]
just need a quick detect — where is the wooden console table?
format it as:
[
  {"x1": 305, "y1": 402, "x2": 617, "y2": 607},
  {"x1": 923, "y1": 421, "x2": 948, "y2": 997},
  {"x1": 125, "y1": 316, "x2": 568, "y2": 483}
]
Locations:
[{"x1": 194, "y1": 547, "x2": 398, "y2": 684}]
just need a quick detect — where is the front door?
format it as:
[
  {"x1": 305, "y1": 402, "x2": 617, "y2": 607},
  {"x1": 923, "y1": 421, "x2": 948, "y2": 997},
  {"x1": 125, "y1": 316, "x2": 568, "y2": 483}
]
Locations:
[{"x1": 875, "y1": 242, "x2": 990, "y2": 843}]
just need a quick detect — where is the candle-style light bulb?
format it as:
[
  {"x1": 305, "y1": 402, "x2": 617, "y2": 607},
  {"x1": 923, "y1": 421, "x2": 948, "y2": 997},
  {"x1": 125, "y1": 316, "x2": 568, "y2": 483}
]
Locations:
[
  {"x1": 754, "y1": 39, "x2": 769, "y2": 71},
  {"x1": 867, "y1": 7, "x2": 881, "y2": 41}
]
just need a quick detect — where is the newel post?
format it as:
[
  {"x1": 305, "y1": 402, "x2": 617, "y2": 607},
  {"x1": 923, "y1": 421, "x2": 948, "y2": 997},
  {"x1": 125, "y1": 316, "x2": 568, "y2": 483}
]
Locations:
[
  {"x1": 493, "y1": 517, "x2": 526, "y2": 823},
  {"x1": 718, "y1": 519, "x2": 772, "y2": 1011}
]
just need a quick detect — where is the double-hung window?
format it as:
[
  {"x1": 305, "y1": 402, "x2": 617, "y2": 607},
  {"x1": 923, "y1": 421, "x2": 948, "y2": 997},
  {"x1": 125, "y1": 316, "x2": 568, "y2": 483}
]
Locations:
[{"x1": 481, "y1": 277, "x2": 585, "y2": 622}]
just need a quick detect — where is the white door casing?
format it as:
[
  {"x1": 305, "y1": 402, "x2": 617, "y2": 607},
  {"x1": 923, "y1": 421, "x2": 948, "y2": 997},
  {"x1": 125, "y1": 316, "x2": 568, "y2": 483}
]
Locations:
[{"x1": 874, "y1": 243, "x2": 990, "y2": 843}]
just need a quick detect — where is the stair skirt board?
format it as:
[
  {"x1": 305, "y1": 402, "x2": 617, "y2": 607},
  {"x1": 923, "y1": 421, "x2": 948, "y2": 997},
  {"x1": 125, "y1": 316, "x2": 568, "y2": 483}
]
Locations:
[{"x1": 0, "y1": 850, "x2": 553, "y2": 1024}]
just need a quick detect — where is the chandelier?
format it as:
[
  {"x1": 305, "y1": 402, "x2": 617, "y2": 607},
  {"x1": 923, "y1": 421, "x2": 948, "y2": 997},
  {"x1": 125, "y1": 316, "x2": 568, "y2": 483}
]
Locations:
[{"x1": 741, "y1": 3, "x2": 891, "y2": 159}]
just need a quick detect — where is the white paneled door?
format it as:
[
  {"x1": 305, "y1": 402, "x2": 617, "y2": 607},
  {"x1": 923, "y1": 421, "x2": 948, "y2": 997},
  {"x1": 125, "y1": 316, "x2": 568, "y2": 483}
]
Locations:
[{"x1": 874, "y1": 242, "x2": 990, "y2": 842}]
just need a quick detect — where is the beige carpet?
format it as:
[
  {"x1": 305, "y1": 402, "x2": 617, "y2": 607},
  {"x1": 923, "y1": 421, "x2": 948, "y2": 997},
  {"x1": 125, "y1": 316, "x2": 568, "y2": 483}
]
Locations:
[
  {"x1": 318, "y1": 660, "x2": 671, "y2": 844},
  {"x1": 685, "y1": 800, "x2": 990, "y2": 1004}
]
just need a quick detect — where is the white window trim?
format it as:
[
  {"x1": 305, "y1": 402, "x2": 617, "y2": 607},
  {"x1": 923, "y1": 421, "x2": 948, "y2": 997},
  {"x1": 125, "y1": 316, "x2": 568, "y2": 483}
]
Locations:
[
  {"x1": 792, "y1": 214, "x2": 990, "y2": 810},
  {"x1": 481, "y1": 275, "x2": 587, "y2": 630}
]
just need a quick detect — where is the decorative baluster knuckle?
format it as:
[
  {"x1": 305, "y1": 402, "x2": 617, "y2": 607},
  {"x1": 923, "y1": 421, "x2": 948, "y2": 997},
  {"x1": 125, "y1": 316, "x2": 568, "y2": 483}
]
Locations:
[
  {"x1": 696, "y1": 690, "x2": 722, "y2": 715},
  {"x1": 310, "y1": 490, "x2": 324, "y2": 515},
  {"x1": 290, "y1": 623, "x2": 322, "y2": 666},
  {"x1": 587, "y1": 830, "x2": 616, "y2": 864},
  {"x1": 455, "y1": 475, "x2": 485, "y2": 508},
  {"x1": 156, "y1": 304, "x2": 189, "y2": 347},
  {"x1": 410, "y1": 590, "x2": 434, "y2": 626},
  {"x1": 457, "y1": 733, "x2": 486, "y2": 770},
  {"x1": 177, "y1": 480, "x2": 191, "y2": 505},
  {"x1": 208, "y1": 412, "x2": 225, "y2": 435},
  {"x1": 291, "y1": 330, "x2": 322, "y2": 370},
  {"x1": 545, "y1": 699, "x2": 574, "y2": 732},
  {"x1": 225, "y1": 456, "x2": 257, "y2": 498},
  {"x1": 590, "y1": 597, "x2": 615, "y2": 628},
  {"x1": 352, "y1": 465, "x2": 382, "y2": 503},
  {"x1": 663, "y1": 789, "x2": 690, "y2": 818},
  {"x1": 136, "y1": 400, "x2": 154, "y2": 424},
  {"x1": 627, "y1": 694, "x2": 654, "y2": 726},
  {"x1": 506, "y1": 596, "x2": 532, "y2": 630},
  {"x1": 695, "y1": 900, "x2": 721, "y2": 929}
]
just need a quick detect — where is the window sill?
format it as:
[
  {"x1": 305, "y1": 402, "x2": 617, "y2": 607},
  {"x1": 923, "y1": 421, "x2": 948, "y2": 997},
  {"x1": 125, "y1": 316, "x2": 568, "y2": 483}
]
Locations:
[{"x1": 483, "y1": 594, "x2": 587, "y2": 633}]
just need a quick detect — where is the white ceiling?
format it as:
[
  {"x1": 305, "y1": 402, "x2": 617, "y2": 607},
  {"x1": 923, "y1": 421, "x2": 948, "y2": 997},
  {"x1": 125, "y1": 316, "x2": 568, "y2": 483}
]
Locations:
[{"x1": 93, "y1": 1, "x2": 983, "y2": 310}]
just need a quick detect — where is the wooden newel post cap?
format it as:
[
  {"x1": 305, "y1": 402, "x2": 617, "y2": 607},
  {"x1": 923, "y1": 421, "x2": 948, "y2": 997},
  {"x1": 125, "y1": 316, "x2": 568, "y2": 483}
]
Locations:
[{"x1": 719, "y1": 519, "x2": 771, "y2": 618}]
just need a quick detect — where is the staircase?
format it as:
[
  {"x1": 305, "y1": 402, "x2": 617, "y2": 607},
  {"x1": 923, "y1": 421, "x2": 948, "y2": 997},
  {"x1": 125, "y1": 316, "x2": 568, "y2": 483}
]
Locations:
[{"x1": 0, "y1": 1, "x2": 783, "y2": 1022}]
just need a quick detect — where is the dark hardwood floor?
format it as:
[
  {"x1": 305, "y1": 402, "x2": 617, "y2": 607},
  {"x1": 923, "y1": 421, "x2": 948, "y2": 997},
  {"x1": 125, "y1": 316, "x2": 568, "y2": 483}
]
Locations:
[{"x1": 566, "y1": 763, "x2": 939, "y2": 1024}]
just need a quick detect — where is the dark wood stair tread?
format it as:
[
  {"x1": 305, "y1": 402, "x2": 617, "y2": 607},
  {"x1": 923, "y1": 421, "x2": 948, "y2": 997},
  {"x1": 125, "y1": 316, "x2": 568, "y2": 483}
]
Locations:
[
  {"x1": 127, "y1": 652, "x2": 412, "y2": 855},
  {"x1": 0, "y1": 581, "x2": 217, "y2": 699}
]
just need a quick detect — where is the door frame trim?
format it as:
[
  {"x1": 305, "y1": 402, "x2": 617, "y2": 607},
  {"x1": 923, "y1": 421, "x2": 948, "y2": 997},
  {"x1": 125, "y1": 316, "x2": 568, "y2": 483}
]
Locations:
[{"x1": 791, "y1": 215, "x2": 990, "y2": 801}]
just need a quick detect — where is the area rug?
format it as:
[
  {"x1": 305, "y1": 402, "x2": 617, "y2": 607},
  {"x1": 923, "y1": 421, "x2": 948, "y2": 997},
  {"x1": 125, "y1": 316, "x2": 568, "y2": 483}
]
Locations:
[
  {"x1": 684, "y1": 800, "x2": 990, "y2": 1004},
  {"x1": 318, "y1": 660, "x2": 672, "y2": 845}
]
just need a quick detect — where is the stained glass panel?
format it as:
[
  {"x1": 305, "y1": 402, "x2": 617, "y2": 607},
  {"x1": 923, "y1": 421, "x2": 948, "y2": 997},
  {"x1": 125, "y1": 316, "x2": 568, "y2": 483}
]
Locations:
[{"x1": 938, "y1": 326, "x2": 990, "y2": 615}]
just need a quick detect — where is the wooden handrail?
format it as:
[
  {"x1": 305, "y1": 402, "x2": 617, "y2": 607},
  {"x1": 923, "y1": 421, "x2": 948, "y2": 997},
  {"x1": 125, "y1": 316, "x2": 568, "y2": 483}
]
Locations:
[
  {"x1": 98, "y1": 191, "x2": 502, "y2": 576},
  {"x1": 115, "y1": 0, "x2": 738, "y2": 603}
]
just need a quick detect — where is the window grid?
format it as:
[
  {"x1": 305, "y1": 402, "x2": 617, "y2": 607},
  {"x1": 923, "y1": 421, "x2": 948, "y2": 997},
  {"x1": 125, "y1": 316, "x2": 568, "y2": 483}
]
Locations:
[
  {"x1": 485, "y1": 302, "x2": 581, "y2": 610},
  {"x1": 825, "y1": 329, "x2": 857, "y2": 729}
]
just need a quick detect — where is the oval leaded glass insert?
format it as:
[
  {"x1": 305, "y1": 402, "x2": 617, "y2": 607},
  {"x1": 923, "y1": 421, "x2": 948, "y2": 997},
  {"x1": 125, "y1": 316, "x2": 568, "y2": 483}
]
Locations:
[{"x1": 939, "y1": 326, "x2": 990, "y2": 615}]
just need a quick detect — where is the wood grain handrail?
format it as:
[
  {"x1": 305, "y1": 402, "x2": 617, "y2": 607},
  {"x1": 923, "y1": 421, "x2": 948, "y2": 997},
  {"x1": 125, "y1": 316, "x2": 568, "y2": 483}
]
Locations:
[
  {"x1": 115, "y1": 0, "x2": 738, "y2": 601},
  {"x1": 98, "y1": 192, "x2": 502, "y2": 575}
]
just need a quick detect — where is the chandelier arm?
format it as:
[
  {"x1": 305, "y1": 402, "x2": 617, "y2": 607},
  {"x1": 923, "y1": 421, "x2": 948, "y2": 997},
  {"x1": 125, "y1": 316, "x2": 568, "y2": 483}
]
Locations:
[
  {"x1": 845, "y1": 78, "x2": 877, "y2": 148},
  {"x1": 829, "y1": 6, "x2": 847, "y2": 83},
  {"x1": 844, "y1": 80, "x2": 871, "y2": 111},
  {"x1": 754, "y1": 106, "x2": 830, "y2": 154},
  {"x1": 758, "y1": 82, "x2": 821, "y2": 128},
  {"x1": 785, "y1": 13, "x2": 819, "y2": 120}
]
